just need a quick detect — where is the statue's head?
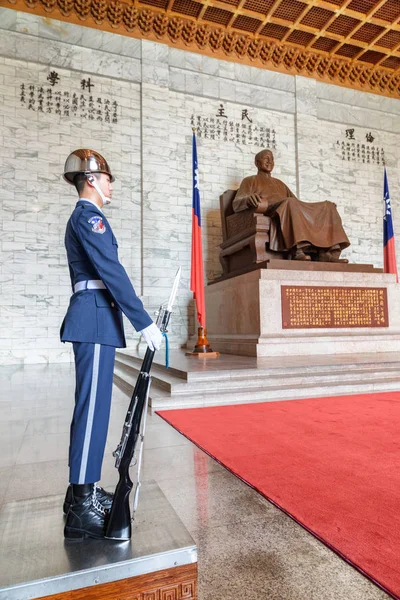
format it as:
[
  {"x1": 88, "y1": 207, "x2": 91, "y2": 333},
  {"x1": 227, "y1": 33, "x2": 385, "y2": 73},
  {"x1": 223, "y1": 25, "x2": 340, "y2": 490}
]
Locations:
[{"x1": 255, "y1": 149, "x2": 274, "y2": 174}]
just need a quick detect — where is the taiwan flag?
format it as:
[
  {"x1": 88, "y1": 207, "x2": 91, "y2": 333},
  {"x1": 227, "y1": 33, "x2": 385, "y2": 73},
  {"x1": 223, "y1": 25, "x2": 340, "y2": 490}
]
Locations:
[
  {"x1": 190, "y1": 131, "x2": 206, "y2": 327},
  {"x1": 383, "y1": 167, "x2": 398, "y2": 282}
]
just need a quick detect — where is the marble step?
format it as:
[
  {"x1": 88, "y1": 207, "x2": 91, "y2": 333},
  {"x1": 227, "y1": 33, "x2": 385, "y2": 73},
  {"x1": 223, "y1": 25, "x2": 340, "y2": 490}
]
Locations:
[
  {"x1": 116, "y1": 351, "x2": 190, "y2": 381},
  {"x1": 114, "y1": 370, "x2": 400, "y2": 410},
  {"x1": 114, "y1": 355, "x2": 400, "y2": 394},
  {"x1": 116, "y1": 350, "x2": 400, "y2": 382},
  {"x1": 113, "y1": 359, "x2": 400, "y2": 410},
  {"x1": 115, "y1": 358, "x2": 181, "y2": 392}
]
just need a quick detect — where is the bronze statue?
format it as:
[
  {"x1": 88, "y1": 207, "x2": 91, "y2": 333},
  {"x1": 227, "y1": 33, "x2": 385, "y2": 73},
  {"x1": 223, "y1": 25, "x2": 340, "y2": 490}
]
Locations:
[{"x1": 233, "y1": 150, "x2": 350, "y2": 262}]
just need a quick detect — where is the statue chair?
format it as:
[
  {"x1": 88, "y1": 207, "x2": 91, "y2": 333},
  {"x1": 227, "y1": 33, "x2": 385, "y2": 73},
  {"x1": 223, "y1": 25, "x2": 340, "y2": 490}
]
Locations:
[{"x1": 219, "y1": 190, "x2": 285, "y2": 277}]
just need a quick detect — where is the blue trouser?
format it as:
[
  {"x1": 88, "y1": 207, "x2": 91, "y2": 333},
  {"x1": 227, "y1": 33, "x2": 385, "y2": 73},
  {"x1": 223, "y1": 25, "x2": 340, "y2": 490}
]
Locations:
[{"x1": 69, "y1": 342, "x2": 116, "y2": 484}]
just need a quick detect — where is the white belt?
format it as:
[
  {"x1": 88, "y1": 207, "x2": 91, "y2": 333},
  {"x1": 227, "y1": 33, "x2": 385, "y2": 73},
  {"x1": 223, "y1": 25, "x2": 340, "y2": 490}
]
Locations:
[{"x1": 74, "y1": 280, "x2": 106, "y2": 293}]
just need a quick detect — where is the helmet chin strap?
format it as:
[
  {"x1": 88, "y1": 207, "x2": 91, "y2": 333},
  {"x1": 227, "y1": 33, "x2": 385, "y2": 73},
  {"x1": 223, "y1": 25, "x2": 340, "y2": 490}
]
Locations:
[{"x1": 86, "y1": 173, "x2": 111, "y2": 206}]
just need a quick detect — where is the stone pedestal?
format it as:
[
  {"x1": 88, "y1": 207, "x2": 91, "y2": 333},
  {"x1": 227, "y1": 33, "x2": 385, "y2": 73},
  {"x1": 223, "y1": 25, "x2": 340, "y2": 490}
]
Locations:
[{"x1": 205, "y1": 268, "x2": 400, "y2": 357}]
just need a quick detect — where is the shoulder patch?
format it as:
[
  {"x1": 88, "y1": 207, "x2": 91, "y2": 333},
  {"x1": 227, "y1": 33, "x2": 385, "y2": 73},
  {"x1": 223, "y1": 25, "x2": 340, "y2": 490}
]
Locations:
[{"x1": 88, "y1": 216, "x2": 106, "y2": 234}]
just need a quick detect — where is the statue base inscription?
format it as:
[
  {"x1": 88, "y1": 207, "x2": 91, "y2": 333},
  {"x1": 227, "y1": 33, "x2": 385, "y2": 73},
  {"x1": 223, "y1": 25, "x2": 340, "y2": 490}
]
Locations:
[
  {"x1": 205, "y1": 268, "x2": 399, "y2": 357},
  {"x1": 281, "y1": 286, "x2": 388, "y2": 329}
]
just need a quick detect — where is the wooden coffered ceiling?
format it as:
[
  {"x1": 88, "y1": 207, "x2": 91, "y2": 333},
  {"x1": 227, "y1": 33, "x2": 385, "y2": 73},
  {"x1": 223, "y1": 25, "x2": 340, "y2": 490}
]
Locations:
[{"x1": 4, "y1": 0, "x2": 400, "y2": 98}]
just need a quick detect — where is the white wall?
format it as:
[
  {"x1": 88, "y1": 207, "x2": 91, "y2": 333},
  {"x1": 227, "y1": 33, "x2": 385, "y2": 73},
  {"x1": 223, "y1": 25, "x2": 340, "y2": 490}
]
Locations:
[{"x1": 1, "y1": 7, "x2": 400, "y2": 364}]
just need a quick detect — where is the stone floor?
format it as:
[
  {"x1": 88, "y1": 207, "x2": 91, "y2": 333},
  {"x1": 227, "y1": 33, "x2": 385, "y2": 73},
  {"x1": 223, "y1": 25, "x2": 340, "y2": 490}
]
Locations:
[{"x1": 0, "y1": 363, "x2": 390, "y2": 600}]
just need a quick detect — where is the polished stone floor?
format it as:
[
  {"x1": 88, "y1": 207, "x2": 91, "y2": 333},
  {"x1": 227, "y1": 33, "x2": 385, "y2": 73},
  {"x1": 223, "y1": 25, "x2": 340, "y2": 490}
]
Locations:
[{"x1": 0, "y1": 363, "x2": 390, "y2": 600}]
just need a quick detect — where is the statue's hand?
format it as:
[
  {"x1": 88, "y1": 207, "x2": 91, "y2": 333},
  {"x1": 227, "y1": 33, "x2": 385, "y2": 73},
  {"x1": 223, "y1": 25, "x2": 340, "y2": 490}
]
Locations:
[{"x1": 247, "y1": 193, "x2": 262, "y2": 208}]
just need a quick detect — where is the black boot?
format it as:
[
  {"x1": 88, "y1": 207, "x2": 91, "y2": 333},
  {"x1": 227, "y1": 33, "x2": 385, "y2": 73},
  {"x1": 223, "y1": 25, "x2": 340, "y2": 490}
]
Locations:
[
  {"x1": 64, "y1": 484, "x2": 108, "y2": 540},
  {"x1": 63, "y1": 483, "x2": 114, "y2": 514}
]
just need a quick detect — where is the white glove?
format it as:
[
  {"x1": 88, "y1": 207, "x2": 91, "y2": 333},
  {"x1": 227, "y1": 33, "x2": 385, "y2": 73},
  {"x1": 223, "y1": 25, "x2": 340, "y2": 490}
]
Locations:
[{"x1": 140, "y1": 322, "x2": 163, "y2": 351}]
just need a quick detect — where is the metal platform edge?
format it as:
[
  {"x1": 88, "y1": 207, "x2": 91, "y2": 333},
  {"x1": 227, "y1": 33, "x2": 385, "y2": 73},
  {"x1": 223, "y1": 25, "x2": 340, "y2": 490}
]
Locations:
[{"x1": 0, "y1": 545, "x2": 197, "y2": 600}]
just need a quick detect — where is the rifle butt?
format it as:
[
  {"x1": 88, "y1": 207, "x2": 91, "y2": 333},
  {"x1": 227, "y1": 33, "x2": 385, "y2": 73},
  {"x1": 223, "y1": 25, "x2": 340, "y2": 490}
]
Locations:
[{"x1": 105, "y1": 475, "x2": 133, "y2": 540}]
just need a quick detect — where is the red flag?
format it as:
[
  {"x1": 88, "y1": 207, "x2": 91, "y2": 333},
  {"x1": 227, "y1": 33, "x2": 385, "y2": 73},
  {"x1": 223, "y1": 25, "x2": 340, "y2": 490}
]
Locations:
[
  {"x1": 383, "y1": 167, "x2": 398, "y2": 282},
  {"x1": 190, "y1": 132, "x2": 206, "y2": 327}
]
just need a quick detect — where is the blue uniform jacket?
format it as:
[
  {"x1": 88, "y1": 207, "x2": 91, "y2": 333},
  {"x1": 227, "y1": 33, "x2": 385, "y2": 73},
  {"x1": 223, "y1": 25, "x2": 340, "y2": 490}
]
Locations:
[{"x1": 60, "y1": 199, "x2": 153, "y2": 347}]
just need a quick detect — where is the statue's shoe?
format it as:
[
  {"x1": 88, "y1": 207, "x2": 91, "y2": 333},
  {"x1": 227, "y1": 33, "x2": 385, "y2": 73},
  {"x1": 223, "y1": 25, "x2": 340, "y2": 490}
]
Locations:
[
  {"x1": 319, "y1": 251, "x2": 348, "y2": 263},
  {"x1": 294, "y1": 249, "x2": 311, "y2": 261}
]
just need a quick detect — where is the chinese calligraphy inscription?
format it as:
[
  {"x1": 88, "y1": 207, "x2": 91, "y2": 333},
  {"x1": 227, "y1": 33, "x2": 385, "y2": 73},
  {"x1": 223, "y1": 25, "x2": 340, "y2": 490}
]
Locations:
[
  {"x1": 190, "y1": 104, "x2": 276, "y2": 149},
  {"x1": 337, "y1": 129, "x2": 385, "y2": 165},
  {"x1": 281, "y1": 286, "x2": 388, "y2": 329},
  {"x1": 20, "y1": 71, "x2": 119, "y2": 124}
]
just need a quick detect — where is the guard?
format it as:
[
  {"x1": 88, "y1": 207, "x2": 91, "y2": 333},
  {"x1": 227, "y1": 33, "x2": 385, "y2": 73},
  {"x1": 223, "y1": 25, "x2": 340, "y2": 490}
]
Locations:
[{"x1": 61, "y1": 149, "x2": 162, "y2": 540}]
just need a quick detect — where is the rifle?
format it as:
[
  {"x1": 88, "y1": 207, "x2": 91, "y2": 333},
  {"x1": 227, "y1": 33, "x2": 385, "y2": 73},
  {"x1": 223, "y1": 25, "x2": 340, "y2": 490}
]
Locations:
[{"x1": 105, "y1": 267, "x2": 181, "y2": 540}]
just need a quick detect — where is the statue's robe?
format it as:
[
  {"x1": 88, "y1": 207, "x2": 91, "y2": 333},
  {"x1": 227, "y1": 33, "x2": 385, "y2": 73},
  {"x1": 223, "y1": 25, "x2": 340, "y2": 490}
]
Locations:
[{"x1": 233, "y1": 172, "x2": 350, "y2": 253}]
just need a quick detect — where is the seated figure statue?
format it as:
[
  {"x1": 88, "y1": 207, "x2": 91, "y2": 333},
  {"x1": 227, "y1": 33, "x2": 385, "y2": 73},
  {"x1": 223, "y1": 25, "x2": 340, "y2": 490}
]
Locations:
[{"x1": 233, "y1": 149, "x2": 350, "y2": 262}]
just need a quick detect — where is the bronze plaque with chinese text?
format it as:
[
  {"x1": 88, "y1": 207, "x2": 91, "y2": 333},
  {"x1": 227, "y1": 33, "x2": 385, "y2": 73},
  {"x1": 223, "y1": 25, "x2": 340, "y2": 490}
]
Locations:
[{"x1": 281, "y1": 286, "x2": 388, "y2": 329}]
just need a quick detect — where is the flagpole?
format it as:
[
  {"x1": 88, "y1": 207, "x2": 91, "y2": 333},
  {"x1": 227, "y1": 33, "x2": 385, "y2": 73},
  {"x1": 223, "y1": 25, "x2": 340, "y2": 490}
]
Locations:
[
  {"x1": 187, "y1": 128, "x2": 219, "y2": 358},
  {"x1": 383, "y1": 166, "x2": 398, "y2": 283}
]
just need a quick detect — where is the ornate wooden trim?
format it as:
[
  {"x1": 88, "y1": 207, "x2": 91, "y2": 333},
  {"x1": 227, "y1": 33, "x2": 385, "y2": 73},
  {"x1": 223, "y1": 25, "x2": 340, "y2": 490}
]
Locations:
[
  {"x1": 3, "y1": 0, "x2": 400, "y2": 98},
  {"x1": 36, "y1": 562, "x2": 197, "y2": 600}
]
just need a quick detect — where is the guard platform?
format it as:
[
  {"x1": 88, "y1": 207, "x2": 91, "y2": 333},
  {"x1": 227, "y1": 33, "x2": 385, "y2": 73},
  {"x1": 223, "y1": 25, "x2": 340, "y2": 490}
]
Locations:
[{"x1": 0, "y1": 481, "x2": 197, "y2": 600}]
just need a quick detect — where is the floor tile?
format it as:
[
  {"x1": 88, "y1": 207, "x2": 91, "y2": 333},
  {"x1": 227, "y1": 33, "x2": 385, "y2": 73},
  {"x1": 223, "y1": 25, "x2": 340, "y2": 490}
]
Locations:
[
  {"x1": 0, "y1": 467, "x2": 13, "y2": 507},
  {"x1": 0, "y1": 435, "x2": 26, "y2": 468},
  {"x1": 158, "y1": 468, "x2": 273, "y2": 535},
  {"x1": 195, "y1": 518, "x2": 389, "y2": 600},
  {"x1": 140, "y1": 444, "x2": 225, "y2": 483},
  {"x1": 25, "y1": 415, "x2": 71, "y2": 436},
  {"x1": 16, "y1": 432, "x2": 70, "y2": 465},
  {"x1": 4, "y1": 460, "x2": 69, "y2": 503}
]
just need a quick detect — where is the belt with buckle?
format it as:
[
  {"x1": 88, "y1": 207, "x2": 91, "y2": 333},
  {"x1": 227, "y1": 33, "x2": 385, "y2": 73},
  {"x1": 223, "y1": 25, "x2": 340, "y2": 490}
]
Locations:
[{"x1": 74, "y1": 280, "x2": 106, "y2": 293}]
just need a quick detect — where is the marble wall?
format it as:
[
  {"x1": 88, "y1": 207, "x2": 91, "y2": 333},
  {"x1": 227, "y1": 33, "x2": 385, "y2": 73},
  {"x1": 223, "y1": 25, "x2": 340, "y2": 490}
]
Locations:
[
  {"x1": 0, "y1": 58, "x2": 142, "y2": 364},
  {"x1": 1, "y1": 7, "x2": 400, "y2": 364}
]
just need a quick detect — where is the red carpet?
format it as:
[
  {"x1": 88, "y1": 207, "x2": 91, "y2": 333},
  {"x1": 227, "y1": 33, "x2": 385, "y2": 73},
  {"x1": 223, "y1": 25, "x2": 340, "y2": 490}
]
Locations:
[{"x1": 157, "y1": 392, "x2": 400, "y2": 599}]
